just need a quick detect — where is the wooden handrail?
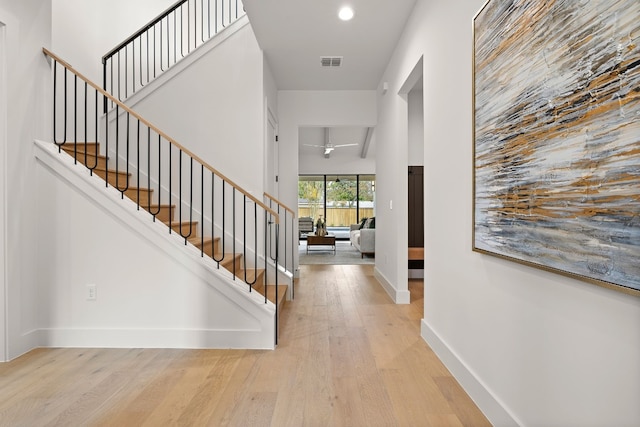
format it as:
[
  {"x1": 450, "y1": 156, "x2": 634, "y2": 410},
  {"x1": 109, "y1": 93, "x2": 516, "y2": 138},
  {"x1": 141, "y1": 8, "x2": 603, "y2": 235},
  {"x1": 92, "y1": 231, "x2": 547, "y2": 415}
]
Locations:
[
  {"x1": 263, "y1": 193, "x2": 295, "y2": 217},
  {"x1": 43, "y1": 47, "x2": 279, "y2": 223}
]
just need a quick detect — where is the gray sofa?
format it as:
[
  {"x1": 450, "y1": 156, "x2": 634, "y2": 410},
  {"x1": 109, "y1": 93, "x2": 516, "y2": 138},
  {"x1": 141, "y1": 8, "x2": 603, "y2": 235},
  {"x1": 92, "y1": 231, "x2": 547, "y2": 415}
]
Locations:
[
  {"x1": 350, "y1": 217, "x2": 375, "y2": 257},
  {"x1": 299, "y1": 216, "x2": 314, "y2": 239}
]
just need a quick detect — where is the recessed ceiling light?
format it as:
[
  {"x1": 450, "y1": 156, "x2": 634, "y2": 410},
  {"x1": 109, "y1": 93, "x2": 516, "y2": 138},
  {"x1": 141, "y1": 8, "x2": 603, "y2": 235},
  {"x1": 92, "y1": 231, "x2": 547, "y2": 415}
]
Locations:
[{"x1": 338, "y1": 6, "x2": 354, "y2": 21}]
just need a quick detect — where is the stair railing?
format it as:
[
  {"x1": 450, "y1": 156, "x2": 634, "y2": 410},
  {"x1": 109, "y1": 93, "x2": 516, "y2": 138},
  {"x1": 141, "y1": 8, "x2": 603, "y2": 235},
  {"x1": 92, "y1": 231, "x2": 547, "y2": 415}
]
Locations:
[
  {"x1": 264, "y1": 193, "x2": 296, "y2": 298},
  {"x1": 44, "y1": 48, "x2": 281, "y2": 344},
  {"x1": 103, "y1": 0, "x2": 245, "y2": 109}
]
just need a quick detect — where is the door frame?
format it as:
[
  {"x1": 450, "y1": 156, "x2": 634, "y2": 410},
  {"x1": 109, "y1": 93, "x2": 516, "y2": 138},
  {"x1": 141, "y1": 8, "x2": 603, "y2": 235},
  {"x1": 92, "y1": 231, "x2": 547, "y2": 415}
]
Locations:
[{"x1": 0, "y1": 19, "x2": 8, "y2": 362}]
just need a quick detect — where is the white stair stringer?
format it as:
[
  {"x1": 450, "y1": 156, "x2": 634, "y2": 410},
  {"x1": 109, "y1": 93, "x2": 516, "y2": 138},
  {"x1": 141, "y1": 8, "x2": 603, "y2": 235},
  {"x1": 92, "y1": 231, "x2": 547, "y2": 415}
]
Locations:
[{"x1": 34, "y1": 139, "x2": 276, "y2": 350}]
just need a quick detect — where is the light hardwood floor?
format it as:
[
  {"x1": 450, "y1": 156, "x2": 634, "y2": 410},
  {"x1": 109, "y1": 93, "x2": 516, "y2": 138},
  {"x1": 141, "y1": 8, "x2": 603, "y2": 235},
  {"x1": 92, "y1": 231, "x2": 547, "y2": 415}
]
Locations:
[{"x1": 0, "y1": 264, "x2": 490, "y2": 426}]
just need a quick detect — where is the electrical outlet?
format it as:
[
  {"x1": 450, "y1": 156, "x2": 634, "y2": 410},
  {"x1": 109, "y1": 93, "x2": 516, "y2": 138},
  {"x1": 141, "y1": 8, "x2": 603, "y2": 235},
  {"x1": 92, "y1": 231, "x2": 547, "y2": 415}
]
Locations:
[{"x1": 86, "y1": 284, "x2": 97, "y2": 301}]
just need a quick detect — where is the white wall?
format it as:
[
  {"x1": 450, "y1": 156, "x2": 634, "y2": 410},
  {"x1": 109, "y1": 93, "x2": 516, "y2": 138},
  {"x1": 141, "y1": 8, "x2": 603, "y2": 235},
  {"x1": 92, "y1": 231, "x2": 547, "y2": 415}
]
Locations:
[
  {"x1": 123, "y1": 22, "x2": 264, "y2": 196},
  {"x1": 0, "y1": 19, "x2": 5, "y2": 361},
  {"x1": 278, "y1": 90, "x2": 376, "y2": 272},
  {"x1": 0, "y1": 0, "x2": 52, "y2": 361},
  {"x1": 377, "y1": 0, "x2": 640, "y2": 425},
  {"x1": 52, "y1": 0, "x2": 176, "y2": 84},
  {"x1": 263, "y1": 55, "x2": 279, "y2": 198},
  {"x1": 407, "y1": 89, "x2": 423, "y2": 166}
]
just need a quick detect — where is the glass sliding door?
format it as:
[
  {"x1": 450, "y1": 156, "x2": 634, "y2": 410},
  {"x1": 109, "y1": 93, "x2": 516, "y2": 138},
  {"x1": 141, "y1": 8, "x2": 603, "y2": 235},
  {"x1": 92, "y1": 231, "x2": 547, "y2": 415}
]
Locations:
[
  {"x1": 298, "y1": 175, "x2": 325, "y2": 224},
  {"x1": 299, "y1": 174, "x2": 375, "y2": 239},
  {"x1": 358, "y1": 175, "x2": 376, "y2": 223},
  {"x1": 326, "y1": 175, "x2": 358, "y2": 228}
]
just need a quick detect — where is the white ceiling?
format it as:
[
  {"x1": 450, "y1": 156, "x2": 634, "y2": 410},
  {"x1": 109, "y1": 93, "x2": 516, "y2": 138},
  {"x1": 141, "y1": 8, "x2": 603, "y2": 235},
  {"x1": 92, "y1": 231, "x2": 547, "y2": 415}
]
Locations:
[
  {"x1": 242, "y1": 0, "x2": 418, "y2": 91},
  {"x1": 242, "y1": 0, "x2": 417, "y2": 159},
  {"x1": 299, "y1": 126, "x2": 371, "y2": 159}
]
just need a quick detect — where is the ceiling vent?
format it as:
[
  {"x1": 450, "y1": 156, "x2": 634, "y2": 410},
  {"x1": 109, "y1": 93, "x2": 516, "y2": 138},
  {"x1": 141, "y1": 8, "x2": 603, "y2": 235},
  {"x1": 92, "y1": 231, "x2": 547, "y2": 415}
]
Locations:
[{"x1": 320, "y1": 56, "x2": 343, "y2": 67}]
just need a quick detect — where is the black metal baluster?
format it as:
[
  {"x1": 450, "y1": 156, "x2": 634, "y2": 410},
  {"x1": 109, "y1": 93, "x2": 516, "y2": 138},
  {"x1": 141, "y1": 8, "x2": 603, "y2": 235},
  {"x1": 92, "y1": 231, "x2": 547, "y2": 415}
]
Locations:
[
  {"x1": 201, "y1": 0, "x2": 205, "y2": 43},
  {"x1": 114, "y1": 105, "x2": 119, "y2": 190},
  {"x1": 104, "y1": 103, "x2": 109, "y2": 188},
  {"x1": 84, "y1": 81, "x2": 88, "y2": 168},
  {"x1": 212, "y1": 175, "x2": 226, "y2": 265},
  {"x1": 110, "y1": 59, "x2": 114, "y2": 109},
  {"x1": 200, "y1": 164, "x2": 205, "y2": 256},
  {"x1": 160, "y1": 17, "x2": 164, "y2": 72},
  {"x1": 93, "y1": 86, "x2": 99, "y2": 172},
  {"x1": 232, "y1": 187, "x2": 236, "y2": 279},
  {"x1": 274, "y1": 220, "x2": 279, "y2": 344},
  {"x1": 116, "y1": 50, "x2": 121, "y2": 101},
  {"x1": 180, "y1": 5, "x2": 185, "y2": 58},
  {"x1": 132, "y1": 40, "x2": 136, "y2": 94},
  {"x1": 136, "y1": 121, "x2": 141, "y2": 210},
  {"x1": 166, "y1": 15, "x2": 170, "y2": 71},
  {"x1": 53, "y1": 62, "x2": 58, "y2": 146},
  {"x1": 221, "y1": 0, "x2": 225, "y2": 28},
  {"x1": 168, "y1": 136, "x2": 172, "y2": 232},
  {"x1": 146, "y1": 30, "x2": 150, "y2": 84},
  {"x1": 73, "y1": 75, "x2": 77, "y2": 164},
  {"x1": 121, "y1": 112, "x2": 131, "y2": 196},
  {"x1": 152, "y1": 27, "x2": 156, "y2": 79},
  {"x1": 174, "y1": 12, "x2": 178, "y2": 64},
  {"x1": 263, "y1": 210, "x2": 267, "y2": 303},
  {"x1": 124, "y1": 45, "x2": 128, "y2": 99},
  {"x1": 207, "y1": 0, "x2": 212, "y2": 39},
  {"x1": 102, "y1": 58, "x2": 107, "y2": 113}
]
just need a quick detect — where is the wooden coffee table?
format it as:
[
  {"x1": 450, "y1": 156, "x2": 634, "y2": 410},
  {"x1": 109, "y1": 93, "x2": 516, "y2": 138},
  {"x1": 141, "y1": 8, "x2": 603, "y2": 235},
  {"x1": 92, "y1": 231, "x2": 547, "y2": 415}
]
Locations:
[{"x1": 306, "y1": 234, "x2": 336, "y2": 254}]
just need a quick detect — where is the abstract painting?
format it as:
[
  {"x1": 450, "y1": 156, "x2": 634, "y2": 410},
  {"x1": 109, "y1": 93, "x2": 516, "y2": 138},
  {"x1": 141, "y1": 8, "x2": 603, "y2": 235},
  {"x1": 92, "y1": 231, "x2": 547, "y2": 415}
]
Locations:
[{"x1": 473, "y1": 0, "x2": 640, "y2": 295}]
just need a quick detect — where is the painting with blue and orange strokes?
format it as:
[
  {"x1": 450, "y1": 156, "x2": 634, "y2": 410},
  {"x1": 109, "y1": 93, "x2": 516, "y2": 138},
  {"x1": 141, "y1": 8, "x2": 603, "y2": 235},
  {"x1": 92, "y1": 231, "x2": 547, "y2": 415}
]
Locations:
[{"x1": 473, "y1": 0, "x2": 640, "y2": 294}]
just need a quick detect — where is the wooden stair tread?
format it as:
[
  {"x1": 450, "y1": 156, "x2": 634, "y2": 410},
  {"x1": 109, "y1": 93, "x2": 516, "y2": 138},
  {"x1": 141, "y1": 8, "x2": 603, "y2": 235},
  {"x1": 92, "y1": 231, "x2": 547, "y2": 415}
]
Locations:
[
  {"x1": 126, "y1": 186, "x2": 153, "y2": 193},
  {"x1": 217, "y1": 252, "x2": 241, "y2": 265},
  {"x1": 188, "y1": 236, "x2": 214, "y2": 245},
  {"x1": 264, "y1": 284, "x2": 288, "y2": 307},
  {"x1": 163, "y1": 220, "x2": 198, "y2": 226},
  {"x1": 236, "y1": 268, "x2": 265, "y2": 283},
  {"x1": 94, "y1": 166, "x2": 131, "y2": 176},
  {"x1": 62, "y1": 150, "x2": 107, "y2": 161},
  {"x1": 60, "y1": 142, "x2": 99, "y2": 152}
]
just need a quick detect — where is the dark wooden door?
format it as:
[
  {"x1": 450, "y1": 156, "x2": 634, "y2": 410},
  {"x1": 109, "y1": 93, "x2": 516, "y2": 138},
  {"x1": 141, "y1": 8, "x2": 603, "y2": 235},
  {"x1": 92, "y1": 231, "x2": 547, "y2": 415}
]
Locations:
[{"x1": 408, "y1": 166, "x2": 424, "y2": 268}]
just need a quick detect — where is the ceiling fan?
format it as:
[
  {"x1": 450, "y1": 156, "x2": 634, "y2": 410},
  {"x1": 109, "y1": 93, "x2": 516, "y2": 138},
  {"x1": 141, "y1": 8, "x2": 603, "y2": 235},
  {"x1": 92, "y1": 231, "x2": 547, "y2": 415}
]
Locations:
[{"x1": 303, "y1": 128, "x2": 358, "y2": 157}]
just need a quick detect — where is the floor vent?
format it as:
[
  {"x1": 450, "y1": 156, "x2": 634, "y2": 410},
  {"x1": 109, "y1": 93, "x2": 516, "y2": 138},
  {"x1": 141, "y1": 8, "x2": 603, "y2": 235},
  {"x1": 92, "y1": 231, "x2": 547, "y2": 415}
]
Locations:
[{"x1": 320, "y1": 56, "x2": 343, "y2": 67}]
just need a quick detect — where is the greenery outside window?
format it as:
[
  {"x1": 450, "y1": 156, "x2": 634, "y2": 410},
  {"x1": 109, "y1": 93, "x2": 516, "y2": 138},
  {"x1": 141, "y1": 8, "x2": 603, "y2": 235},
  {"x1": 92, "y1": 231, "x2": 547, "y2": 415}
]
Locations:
[{"x1": 298, "y1": 175, "x2": 375, "y2": 234}]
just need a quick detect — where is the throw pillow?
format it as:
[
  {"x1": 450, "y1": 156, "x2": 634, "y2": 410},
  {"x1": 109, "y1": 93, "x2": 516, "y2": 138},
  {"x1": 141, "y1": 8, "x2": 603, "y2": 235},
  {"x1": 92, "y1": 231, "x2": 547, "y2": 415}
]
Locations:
[{"x1": 358, "y1": 217, "x2": 368, "y2": 229}]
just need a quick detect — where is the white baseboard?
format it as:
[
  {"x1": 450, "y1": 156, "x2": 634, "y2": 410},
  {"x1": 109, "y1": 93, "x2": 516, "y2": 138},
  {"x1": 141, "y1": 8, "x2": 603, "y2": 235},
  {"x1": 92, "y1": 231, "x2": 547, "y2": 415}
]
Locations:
[
  {"x1": 374, "y1": 267, "x2": 411, "y2": 304},
  {"x1": 38, "y1": 327, "x2": 275, "y2": 350},
  {"x1": 4, "y1": 329, "x2": 43, "y2": 362},
  {"x1": 421, "y1": 320, "x2": 521, "y2": 427}
]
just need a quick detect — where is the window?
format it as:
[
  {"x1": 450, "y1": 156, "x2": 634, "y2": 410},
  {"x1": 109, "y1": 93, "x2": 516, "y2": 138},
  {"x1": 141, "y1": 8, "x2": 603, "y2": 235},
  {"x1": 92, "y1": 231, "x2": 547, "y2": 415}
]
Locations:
[{"x1": 298, "y1": 174, "x2": 375, "y2": 237}]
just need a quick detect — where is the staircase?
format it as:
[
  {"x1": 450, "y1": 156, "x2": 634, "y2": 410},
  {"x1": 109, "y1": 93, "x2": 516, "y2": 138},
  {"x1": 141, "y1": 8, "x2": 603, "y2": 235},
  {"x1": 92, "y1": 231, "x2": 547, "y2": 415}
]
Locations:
[
  {"x1": 44, "y1": 47, "x2": 290, "y2": 347},
  {"x1": 62, "y1": 142, "x2": 289, "y2": 306}
]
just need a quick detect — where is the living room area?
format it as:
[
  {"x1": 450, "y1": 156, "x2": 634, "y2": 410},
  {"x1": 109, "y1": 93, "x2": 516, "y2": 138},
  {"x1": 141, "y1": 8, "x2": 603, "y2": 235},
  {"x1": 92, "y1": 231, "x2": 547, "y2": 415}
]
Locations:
[{"x1": 297, "y1": 127, "x2": 376, "y2": 265}]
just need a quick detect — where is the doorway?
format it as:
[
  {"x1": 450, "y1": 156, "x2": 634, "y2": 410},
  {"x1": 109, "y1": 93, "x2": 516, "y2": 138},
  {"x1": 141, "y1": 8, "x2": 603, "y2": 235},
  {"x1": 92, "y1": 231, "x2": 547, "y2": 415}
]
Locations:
[
  {"x1": 399, "y1": 57, "x2": 425, "y2": 296},
  {"x1": 265, "y1": 105, "x2": 279, "y2": 199}
]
